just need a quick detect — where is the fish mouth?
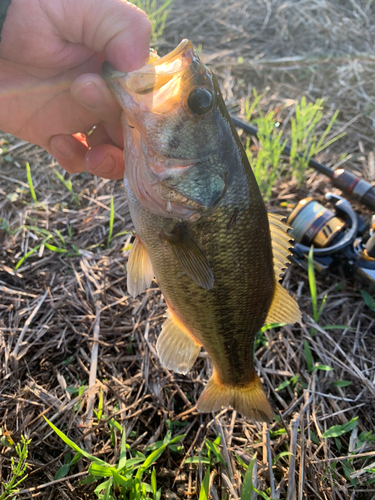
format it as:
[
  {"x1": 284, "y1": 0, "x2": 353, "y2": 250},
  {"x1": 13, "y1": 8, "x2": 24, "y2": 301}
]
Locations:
[
  {"x1": 102, "y1": 39, "x2": 195, "y2": 109},
  {"x1": 102, "y1": 40, "x2": 217, "y2": 220}
]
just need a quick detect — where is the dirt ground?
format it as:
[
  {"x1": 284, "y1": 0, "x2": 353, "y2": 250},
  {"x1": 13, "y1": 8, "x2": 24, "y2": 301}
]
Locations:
[{"x1": 1, "y1": 0, "x2": 375, "y2": 499}]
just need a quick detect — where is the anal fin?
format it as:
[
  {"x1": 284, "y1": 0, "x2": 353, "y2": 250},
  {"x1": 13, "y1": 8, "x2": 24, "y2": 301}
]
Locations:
[
  {"x1": 164, "y1": 223, "x2": 214, "y2": 289},
  {"x1": 265, "y1": 282, "x2": 301, "y2": 325},
  {"x1": 196, "y1": 371, "x2": 272, "y2": 423},
  {"x1": 156, "y1": 309, "x2": 201, "y2": 374},
  {"x1": 127, "y1": 236, "x2": 154, "y2": 298}
]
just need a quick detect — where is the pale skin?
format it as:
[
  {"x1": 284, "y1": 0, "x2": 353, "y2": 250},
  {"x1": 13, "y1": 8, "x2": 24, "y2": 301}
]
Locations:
[{"x1": 0, "y1": 0, "x2": 151, "y2": 179}]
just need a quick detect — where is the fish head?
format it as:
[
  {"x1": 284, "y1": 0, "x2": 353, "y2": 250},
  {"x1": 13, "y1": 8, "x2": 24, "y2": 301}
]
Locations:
[{"x1": 103, "y1": 40, "x2": 234, "y2": 220}]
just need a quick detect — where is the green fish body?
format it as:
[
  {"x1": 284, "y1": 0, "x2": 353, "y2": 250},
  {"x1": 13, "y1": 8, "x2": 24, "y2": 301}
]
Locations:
[{"x1": 103, "y1": 40, "x2": 300, "y2": 422}]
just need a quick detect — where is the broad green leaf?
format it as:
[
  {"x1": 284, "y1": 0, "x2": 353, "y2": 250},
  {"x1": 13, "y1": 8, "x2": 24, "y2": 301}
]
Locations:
[
  {"x1": 322, "y1": 418, "x2": 358, "y2": 438},
  {"x1": 241, "y1": 453, "x2": 257, "y2": 500},
  {"x1": 111, "y1": 469, "x2": 133, "y2": 488},
  {"x1": 272, "y1": 451, "x2": 293, "y2": 465},
  {"x1": 117, "y1": 427, "x2": 127, "y2": 471},
  {"x1": 45, "y1": 243, "x2": 67, "y2": 253},
  {"x1": 26, "y1": 161, "x2": 37, "y2": 203},
  {"x1": 199, "y1": 467, "x2": 210, "y2": 500},
  {"x1": 205, "y1": 439, "x2": 225, "y2": 465},
  {"x1": 151, "y1": 467, "x2": 157, "y2": 498},
  {"x1": 276, "y1": 379, "x2": 292, "y2": 391},
  {"x1": 332, "y1": 380, "x2": 352, "y2": 387},
  {"x1": 313, "y1": 364, "x2": 333, "y2": 371},
  {"x1": 360, "y1": 290, "x2": 375, "y2": 312},
  {"x1": 184, "y1": 457, "x2": 211, "y2": 465},
  {"x1": 104, "y1": 477, "x2": 113, "y2": 500},
  {"x1": 55, "y1": 464, "x2": 70, "y2": 480},
  {"x1": 89, "y1": 463, "x2": 117, "y2": 477},
  {"x1": 304, "y1": 340, "x2": 314, "y2": 372},
  {"x1": 94, "y1": 479, "x2": 112, "y2": 494},
  {"x1": 44, "y1": 417, "x2": 109, "y2": 466}
]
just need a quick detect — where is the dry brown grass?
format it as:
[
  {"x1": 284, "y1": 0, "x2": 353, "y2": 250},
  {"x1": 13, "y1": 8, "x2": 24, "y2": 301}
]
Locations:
[{"x1": 1, "y1": 0, "x2": 375, "y2": 499}]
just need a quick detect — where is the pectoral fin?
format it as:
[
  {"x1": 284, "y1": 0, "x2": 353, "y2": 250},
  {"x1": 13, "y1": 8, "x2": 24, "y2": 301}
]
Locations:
[
  {"x1": 156, "y1": 309, "x2": 201, "y2": 374},
  {"x1": 127, "y1": 236, "x2": 154, "y2": 297},
  {"x1": 164, "y1": 224, "x2": 214, "y2": 289}
]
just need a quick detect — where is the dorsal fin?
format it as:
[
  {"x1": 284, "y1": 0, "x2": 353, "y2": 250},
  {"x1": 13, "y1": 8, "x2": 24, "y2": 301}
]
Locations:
[
  {"x1": 268, "y1": 212, "x2": 293, "y2": 281},
  {"x1": 265, "y1": 213, "x2": 302, "y2": 325}
]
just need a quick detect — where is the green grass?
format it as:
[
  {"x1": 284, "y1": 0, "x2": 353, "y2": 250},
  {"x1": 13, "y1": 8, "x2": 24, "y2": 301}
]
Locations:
[
  {"x1": 54, "y1": 169, "x2": 79, "y2": 204},
  {"x1": 44, "y1": 416, "x2": 184, "y2": 500},
  {"x1": 107, "y1": 196, "x2": 115, "y2": 248},
  {"x1": 0, "y1": 435, "x2": 31, "y2": 500},
  {"x1": 25, "y1": 162, "x2": 37, "y2": 203},
  {"x1": 245, "y1": 92, "x2": 345, "y2": 199},
  {"x1": 130, "y1": 0, "x2": 174, "y2": 44}
]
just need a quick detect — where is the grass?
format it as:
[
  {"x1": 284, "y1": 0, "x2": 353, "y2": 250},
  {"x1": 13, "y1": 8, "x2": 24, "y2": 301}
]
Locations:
[
  {"x1": 0, "y1": 435, "x2": 31, "y2": 500},
  {"x1": 245, "y1": 92, "x2": 345, "y2": 199},
  {"x1": 107, "y1": 196, "x2": 115, "y2": 248},
  {"x1": 1, "y1": 1, "x2": 375, "y2": 498},
  {"x1": 45, "y1": 417, "x2": 184, "y2": 500},
  {"x1": 130, "y1": 0, "x2": 174, "y2": 44},
  {"x1": 25, "y1": 161, "x2": 37, "y2": 203},
  {"x1": 54, "y1": 169, "x2": 79, "y2": 204}
]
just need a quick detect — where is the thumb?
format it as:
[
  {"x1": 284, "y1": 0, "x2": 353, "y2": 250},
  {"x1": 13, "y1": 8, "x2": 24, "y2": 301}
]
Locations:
[{"x1": 45, "y1": 0, "x2": 151, "y2": 72}]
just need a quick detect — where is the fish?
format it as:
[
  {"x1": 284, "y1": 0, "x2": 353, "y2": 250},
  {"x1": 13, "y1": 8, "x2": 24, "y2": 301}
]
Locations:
[{"x1": 103, "y1": 40, "x2": 301, "y2": 422}]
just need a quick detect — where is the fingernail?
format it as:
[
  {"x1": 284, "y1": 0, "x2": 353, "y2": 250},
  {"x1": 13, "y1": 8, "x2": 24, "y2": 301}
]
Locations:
[
  {"x1": 88, "y1": 154, "x2": 116, "y2": 174},
  {"x1": 72, "y1": 82, "x2": 103, "y2": 108},
  {"x1": 51, "y1": 136, "x2": 73, "y2": 157}
]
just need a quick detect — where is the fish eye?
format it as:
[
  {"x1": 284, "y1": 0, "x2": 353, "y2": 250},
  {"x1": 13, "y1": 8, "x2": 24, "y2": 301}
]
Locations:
[{"x1": 187, "y1": 88, "x2": 213, "y2": 115}]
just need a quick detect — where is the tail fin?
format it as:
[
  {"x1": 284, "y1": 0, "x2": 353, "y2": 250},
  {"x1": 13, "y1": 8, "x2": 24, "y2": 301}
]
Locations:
[{"x1": 196, "y1": 372, "x2": 272, "y2": 423}]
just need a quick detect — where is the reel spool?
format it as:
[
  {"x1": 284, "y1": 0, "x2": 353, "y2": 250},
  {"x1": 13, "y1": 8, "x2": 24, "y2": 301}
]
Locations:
[{"x1": 287, "y1": 194, "x2": 375, "y2": 284}]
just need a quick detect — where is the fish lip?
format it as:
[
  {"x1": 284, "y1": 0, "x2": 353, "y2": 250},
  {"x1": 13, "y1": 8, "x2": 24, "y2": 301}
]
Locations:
[{"x1": 102, "y1": 39, "x2": 194, "y2": 96}]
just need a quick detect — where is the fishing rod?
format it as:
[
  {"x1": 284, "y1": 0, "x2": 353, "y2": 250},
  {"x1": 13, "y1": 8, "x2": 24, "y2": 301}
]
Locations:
[{"x1": 230, "y1": 115, "x2": 375, "y2": 212}]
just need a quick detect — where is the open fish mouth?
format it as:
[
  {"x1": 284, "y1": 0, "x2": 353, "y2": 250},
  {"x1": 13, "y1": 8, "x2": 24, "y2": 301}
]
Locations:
[
  {"x1": 102, "y1": 40, "x2": 223, "y2": 220},
  {"x1": 102, "y1": 39, "x2": 195, "y2": 113}
]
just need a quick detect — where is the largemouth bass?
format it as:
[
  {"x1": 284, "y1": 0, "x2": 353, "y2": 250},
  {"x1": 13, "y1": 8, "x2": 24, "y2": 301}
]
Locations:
[{"x1": 103, "y1": 40, "x2": 301, "y2": 422}]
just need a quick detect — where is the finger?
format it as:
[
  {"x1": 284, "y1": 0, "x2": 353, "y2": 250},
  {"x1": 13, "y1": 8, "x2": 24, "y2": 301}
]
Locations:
[
  {"x1": 85, "y1": 143, "x2": 125, "y2": 180},
  {"x1": 50, "y1": 134, "x2": 88, "y2": 173},
  {"x1": 71, "y1": 73, "x2": 122, "y2": 123},
  {"x1": 91, "y1": 2, "x2": 152, "y2": 72},
  {"x1": 49, "y1": 0, "x2": 151, "y2": 72}
]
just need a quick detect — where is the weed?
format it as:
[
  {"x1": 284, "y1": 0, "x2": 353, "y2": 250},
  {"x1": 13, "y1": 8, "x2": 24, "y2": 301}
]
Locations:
[
  {"x1": 238, "y1": 453, "x2": 277, "y2": 500},
  {"x1": 245, "y1": 91, "x2": 287, "y2": 201},
  {"x1": 25, "y1": 162, "x2": 37, "y2": 203},
  {"x1": 289, "y1": 97, "x2": 344, "y2": 186},
  {"x1": 0, "y1": 435, "x2": 31, "y2": 500},
  {"x1": 185, "y1": 436, "x2": 225, "y2": 468},
  {"x1": 130, "y1": 0, "x2": 174, "y2": 45},
  {"x1": 322, "y1": 417, "x2": 358, "y2": 438},
  {"x1": 360, "y1": 290, "x2": 375, "y2": 312},
  {"x1": 54, "y1": 169, "x2": 79, "y2": 204},
  {"x1": 244, "y1": 92, "x2": 344, "y2": 198},
  {"x1": 45, "y1": 417, "x2": 184, "y2": 499},
  {"x1": 14, "y1": 236, "x2": 52, "y2": 270},
  {"x1": 107, "y1": 196, "x2": 115, "y2": 248},
  {"x1": 308, "y1": 246, "x2": 327, "y2": 335}
]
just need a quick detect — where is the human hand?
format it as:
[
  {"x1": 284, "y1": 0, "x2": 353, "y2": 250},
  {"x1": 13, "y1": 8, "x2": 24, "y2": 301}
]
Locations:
[{"x1": 0, "y1": 0, "x2": 151, "y2": 179}]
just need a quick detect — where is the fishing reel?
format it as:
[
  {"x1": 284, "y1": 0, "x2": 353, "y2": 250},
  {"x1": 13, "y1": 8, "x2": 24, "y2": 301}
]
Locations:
[{"x1": 287, "y1": 193, "x2": 375, "y2": 285}]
